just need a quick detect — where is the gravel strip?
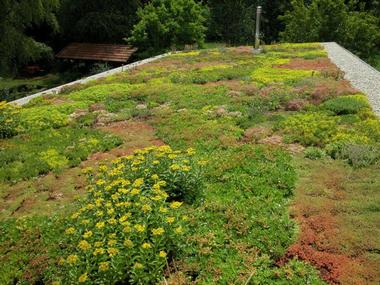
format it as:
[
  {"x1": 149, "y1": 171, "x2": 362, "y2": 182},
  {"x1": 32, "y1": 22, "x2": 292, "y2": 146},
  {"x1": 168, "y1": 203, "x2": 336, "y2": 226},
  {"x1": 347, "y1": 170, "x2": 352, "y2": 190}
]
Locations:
[{"x1": 323, "y1": 42, "x2": 380, "y2": 116}]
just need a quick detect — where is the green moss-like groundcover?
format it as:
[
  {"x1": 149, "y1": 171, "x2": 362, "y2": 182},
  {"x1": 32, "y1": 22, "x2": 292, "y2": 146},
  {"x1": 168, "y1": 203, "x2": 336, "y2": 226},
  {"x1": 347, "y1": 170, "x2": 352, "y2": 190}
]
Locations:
[{"x1": 1, "y1": 43, "x2": 380, "y2": 284}]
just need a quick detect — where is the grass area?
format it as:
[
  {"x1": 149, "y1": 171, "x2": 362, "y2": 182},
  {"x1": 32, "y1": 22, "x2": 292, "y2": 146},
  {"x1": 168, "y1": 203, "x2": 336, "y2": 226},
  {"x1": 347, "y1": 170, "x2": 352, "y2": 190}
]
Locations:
[
  {"x1": 0, "y1": 74, "x2": 61, "y2": 102},
  {"x1": 0, "y1": 43, "x2": 379, "y2": 284}
]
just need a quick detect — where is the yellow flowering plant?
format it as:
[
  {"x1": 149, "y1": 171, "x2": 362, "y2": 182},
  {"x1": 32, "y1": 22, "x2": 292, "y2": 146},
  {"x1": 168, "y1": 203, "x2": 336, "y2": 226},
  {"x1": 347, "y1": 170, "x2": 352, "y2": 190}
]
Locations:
[
  {"x1": 57, "y1": 145, "x2": 203, "y2": 284},
  {"x1": 0, "y1": 101, "x2": 20, "y2": 139}
]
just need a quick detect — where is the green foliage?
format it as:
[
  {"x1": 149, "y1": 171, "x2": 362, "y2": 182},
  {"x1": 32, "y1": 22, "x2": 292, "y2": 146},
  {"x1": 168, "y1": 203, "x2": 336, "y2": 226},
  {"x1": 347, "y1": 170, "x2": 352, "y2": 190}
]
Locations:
[
  {"x1": 0, "y1": 128, "x2": 122, "y2": 183},
  {"x1": 3, "y1": 43, "x2": 374, "y2": 284},
  {"x1": 304, "y1": 147, "x2": 326, "y2": 160},
  {"x1": 0, "y1": 74, "x2": 61, "y2": 102},
  {"x1": 252, "y1": 66, "x2": 316, "y2": 85},
  {"x1": 19, "y1": 107, "x2": 70, "y2": 131},
  {"x1": 281, "y1": 0, "x2": 348, "y2": 42},
  {"x1": 0, "y1": 216, "x2": 64, "y2": 285},
  {"x1": 0, "y1": 0, "x2": 59, "y2": 75},
  {"x1": 128, "y1": 0, "x2": 209, "y2": 55},
  {"x1": 169, "y1": 65, "x2": 251, "y2": 84},
  {"x1": 280, "y1": 0, "x2": 380, "y2": 59},
  {"x1": 280, "y1": 112, "x2": 338, "y2": 146},
  {"x1": 57, "y1": 146, "x2": 201, "y2": 284},
  {"x1": 340, "y1": 10, "x2": 380, "y2": 59},
  {"x1": 206, "y1": 145, "x2": 296, "y2": 198},
  {"x1": 368, "y1": 52, "x2": 380, "y2": 71},
  {"x1": 328, "y1": 143, "x2": 380, "y2": 168},
  {"x1": 67, "y1": 83, "x2": 131, "y2": 103},
  {"x1": 250, "y1": 256, "x2": 326, "y2": 284},
  {"x1": 331, "y1": 131, "x2": 370, "y2": 145},
  {"x1": 153, "y1": 109, "x2": 244, "y2": 150},
  {"x1": 355, "y1": 119, "x2": 380, "y2": 142},
  {"x1": 58, "y1": 0, "x2": 141, "y2": 43},
  {"x1": 180, "y1": 145, "x2": 299, "y2": 283},
  {"x1": 0, "y1": 101, "x2": 20, "y2": 138},
  {"x1": 205, "y1": 0, "x2": 255, "y2": 44},
  {"x1": 205, "y1": 0, "x2": 291, "y2": 44},
  {"x1": 321, "y1": 94, "x2": 371, "y2": 115}
]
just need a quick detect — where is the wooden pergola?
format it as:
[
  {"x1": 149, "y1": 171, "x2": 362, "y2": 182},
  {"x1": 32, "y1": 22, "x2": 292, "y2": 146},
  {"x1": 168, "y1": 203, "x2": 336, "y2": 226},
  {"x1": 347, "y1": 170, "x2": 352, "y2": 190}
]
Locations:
[{"x1": 56, "y1": 43, "x2": 137, "y2": 63}]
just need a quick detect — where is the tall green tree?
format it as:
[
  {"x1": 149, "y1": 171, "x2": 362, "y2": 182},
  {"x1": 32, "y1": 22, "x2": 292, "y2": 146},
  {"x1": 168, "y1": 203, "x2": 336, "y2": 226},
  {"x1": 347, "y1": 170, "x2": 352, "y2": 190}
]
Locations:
[
  {"x1": 205, "y1": 0, "x2": 256, "y2": 44},
  {"x1": 0, "y1": 0, "x2": 59, "y2": 76},
  {"x1": 280, "y1": 0, "x2": 348, "y2": 42},
  {"x1": 280, "y1": 0, "x2": 380, "y2": 58},
  {"x1": 205, "y1": 0, "x2": 291, "y2": 45},
  {"x1": 128, "y1": 0, "x2": 209, "y2": 55},
  {"x1": 58, "y1": 0, "x2": 143, "y2": 44}
]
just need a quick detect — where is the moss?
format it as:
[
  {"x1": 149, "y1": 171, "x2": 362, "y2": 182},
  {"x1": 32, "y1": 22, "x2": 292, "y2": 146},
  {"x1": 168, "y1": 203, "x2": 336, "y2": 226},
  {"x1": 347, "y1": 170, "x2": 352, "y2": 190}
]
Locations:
[
  {"x1": 252, "y1": 67, "x2": 317, "y2": 85},
  {"x1": 279, "y1": 112, "x2": 338, "y2": 146},
  {"x1": 67, "y1": 83, "x2": 132, "y2": 102},
  {"x1": 321, "y1": 94, "x2": 371, "y2": 115}
]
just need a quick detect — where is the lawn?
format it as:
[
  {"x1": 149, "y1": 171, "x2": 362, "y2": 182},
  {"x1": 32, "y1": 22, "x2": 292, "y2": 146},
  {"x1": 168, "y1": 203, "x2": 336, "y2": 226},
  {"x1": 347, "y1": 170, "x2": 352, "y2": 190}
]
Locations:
[{"x1": 0, "y1": 43, "x2": 379, "y2": 284}]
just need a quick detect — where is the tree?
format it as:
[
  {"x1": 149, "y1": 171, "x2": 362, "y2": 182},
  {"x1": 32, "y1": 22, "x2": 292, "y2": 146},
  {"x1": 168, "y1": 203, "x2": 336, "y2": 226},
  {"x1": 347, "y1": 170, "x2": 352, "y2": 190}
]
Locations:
[
  {"x1": 340, "y1": 11, "x2": 380, "y2": 58},
  {"x1": 280, "y1": 0, "x2": 349, "y2": 42},
  {"x1": 205, "y1": 0, "x2": 256, "y2": 44},
  {"x1": 0, "y1": 0, "x2": 59, "y2": 76},
  {"x1": 205, "y1": 0, "x2": 291, "y2": 45},
  {"x1": 128, "y1": 0, "x2": 209, "y2": 55},
  {"x1": 280, "y1": 0, "x2": 380, "y2": 58},
  {"x1": 58, "y1": 0, "x2": 143, "y2": 44},
  {"x1": 261, "y1": 0, "x2": 292, "y2": 43}
]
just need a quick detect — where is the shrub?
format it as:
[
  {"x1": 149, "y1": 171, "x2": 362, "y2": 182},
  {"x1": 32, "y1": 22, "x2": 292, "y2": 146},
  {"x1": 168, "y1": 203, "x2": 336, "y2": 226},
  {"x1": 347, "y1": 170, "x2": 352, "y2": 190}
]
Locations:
[
  {"x1": 328, "y1": 143, "x2": 380, "y2": 168},
  {"x1": 304, "y1": 147, "x2": 326, "y2": 160},
  {"x1": 0, "y1": 101, "x2": 20, "y2": 138},
  {"x1": 340, "y1": 11, "x2": 380, "y2": 59},
  {"x1": 332, "y1": 132, "x2": 370, "y2": 145},
  {"x1": 57, "y1": 146, "x2": 203, "y2": 284},
  {"x1": 321, "y1": 95, "x2": 370, "y2": 115},
  {"x1": 19, "y1": 107, "x2": 69, "y2": 131},
  {"x1": 89, "y1": 62, "x2": 111, "y2": 75},
  {"x1": 355, "y1": 119, "x2": 380, "y2": 142},
  {"x1": 279, "y1": 112, "x2": 338, "y2": 146},
  {"x1": 280, "y1": 0, "x2": 380, "y2": 59},
  {"x1": 40, "y1": 149, "x2": 70, "y2": 172},
  {"x1": 128, "y1": 0, "x2": 209, "y2": 55}
]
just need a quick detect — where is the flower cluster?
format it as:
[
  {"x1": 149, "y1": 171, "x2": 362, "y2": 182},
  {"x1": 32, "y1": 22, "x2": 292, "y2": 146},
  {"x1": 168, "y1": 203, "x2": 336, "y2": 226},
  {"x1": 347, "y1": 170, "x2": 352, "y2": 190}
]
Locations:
[{"x1": 57, "y1": 145, "x2": 203, "y2": 284}]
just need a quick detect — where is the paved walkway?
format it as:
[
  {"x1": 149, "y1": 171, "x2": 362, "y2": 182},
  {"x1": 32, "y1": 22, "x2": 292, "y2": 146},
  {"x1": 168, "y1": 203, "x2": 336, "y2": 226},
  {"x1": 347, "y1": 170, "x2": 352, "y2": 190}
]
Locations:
[{"x1": 323, "y1": 42, "x2": 380, "y2": 116}]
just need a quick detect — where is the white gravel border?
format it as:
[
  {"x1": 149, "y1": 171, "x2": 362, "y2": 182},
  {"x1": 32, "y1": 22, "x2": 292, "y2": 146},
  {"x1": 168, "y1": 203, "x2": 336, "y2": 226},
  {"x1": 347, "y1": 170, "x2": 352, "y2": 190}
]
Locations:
[
  {"x1": 323, "y1": 42, "x2": 380, "y2": 116},
  {"x1": 10, "y1": 52, "x2": 171, "y2": 106}
]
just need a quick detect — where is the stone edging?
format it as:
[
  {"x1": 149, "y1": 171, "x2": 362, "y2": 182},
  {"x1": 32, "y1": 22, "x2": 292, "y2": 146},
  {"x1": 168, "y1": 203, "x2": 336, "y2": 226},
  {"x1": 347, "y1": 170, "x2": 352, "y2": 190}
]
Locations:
[
  {"x1": 11, "y1": 52, "x2": 172, "y2": 106},
  {"x1": 322, "y1": 42, "x2": 380, "y2": 116}
]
